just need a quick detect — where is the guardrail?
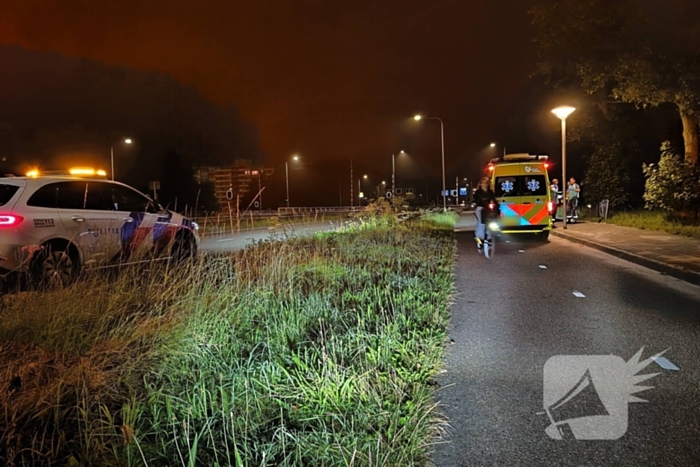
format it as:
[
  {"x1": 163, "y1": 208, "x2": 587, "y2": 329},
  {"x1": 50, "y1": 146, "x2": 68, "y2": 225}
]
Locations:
[
  {"x1": 276, "y1": 206, "x2": 365, "y2": 215},
  {"x1": 189, "y1": 207, "x2": 364, "y2": 236}
]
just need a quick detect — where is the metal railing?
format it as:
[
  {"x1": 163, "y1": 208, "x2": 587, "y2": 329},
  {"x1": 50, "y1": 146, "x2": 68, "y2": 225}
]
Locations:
[{"x1": 276, "y1": 206, "x2": 365, "y2": 215}]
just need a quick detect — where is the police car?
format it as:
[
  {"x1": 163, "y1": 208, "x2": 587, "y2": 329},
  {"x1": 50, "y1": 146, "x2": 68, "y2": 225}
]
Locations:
[{"x1": 0, "y1": 168, "x2": 199, "y2": 287}]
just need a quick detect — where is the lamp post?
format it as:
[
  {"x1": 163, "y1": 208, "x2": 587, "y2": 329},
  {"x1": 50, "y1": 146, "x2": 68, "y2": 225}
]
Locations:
[
  {"x1": 551, "y1": 106, "x2": 576, "y2": 229},
  {"x1": 358, "y1": 174, "x2": 368, "y2": 205},
  {"x1": 285, "y1": 154, "x2": 300, "y2": 208},
  {"x1": 491, "y1": 142, "x2": 506, "y2": 157},
  {"x1": 414, "y1": 115, "x2": 446, "y2": 212},
  {"x1": 111, "y1": 138, "x2": 132, "y2": 181},
  {"x1": 391, "y1": 150, "x2": 406, "y2": 195}
]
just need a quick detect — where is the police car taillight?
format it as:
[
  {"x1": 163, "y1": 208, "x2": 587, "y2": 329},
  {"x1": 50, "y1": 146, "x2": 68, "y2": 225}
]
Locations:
[{"x1": 0, "y1": 214, "x2": 23, "y2": 227}]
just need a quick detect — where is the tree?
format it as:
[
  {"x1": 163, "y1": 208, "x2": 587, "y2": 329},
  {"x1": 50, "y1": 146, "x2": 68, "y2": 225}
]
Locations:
[
  {"x1": 531, "y1": 0, "x2": 700, "y2": 164},
  {"x1": 159, "y1": 149, "x2": 198, "y2": 212},
  {"x1": 583, "y1": 142, "x2": 632, "y2": 209},
  {"x1": 643, "y1": 141, "x2": 700, "y2": 222}
]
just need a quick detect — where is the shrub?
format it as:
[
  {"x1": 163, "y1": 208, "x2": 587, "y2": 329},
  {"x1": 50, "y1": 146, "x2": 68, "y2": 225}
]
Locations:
[
  {"x1": 582, "y1": 141, "x2": 631, "y2": 208},
  {"x1": 643, "y1": 141, "x2": 700, "y2": 224}
]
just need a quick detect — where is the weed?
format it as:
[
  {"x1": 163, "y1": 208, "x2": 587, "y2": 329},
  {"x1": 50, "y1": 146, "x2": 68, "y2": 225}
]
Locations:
[{"x1": 0, "y1": 213, "x2": 456, "y2": 466}]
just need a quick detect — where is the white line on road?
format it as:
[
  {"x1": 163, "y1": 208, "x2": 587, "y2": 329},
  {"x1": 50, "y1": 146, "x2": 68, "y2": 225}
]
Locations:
[
  {"x1": 652, "y1": 356, "x2": 679, "y2": 371},
  {"x1": 539, "y1": 265, "x2": 547, "y2": 269},
  {"x1": 573, "y1": 291, "x2": 586, "y2": 298}
]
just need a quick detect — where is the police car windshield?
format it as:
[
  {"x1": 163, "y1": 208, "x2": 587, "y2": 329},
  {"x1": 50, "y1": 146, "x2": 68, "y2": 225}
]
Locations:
[{"x1": 495, "y1": 175, "x2": 548, "y2": 197}]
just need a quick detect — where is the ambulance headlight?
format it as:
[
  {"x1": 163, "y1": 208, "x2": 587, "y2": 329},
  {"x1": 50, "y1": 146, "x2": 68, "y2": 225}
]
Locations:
[{"x1": 488, "y1": 222, "x2": 500, "y2": 231}]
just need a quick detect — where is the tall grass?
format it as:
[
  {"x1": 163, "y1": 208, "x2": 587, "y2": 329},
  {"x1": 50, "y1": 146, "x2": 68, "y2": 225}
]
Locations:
[
  {"x1": 195, "y1": 211, "x2": 349, "y2": 236},
  {"x1": 0, "y1": 214, "x2": 456, "y2": 466},
  {"x1": 604, "y1": 210, "x2": 700, "y2": 238}
]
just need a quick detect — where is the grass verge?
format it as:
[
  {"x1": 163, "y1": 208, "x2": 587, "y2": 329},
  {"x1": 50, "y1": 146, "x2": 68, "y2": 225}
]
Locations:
[
  {"x1": 195, "y1": 212, "x2": 350, "y2": 236},
  {"x1": 603, "y1": 210, "x2": 700, "y2": 239},
  {"x1": 0, "y1": 213, "x2": 456, "y2": 466}
]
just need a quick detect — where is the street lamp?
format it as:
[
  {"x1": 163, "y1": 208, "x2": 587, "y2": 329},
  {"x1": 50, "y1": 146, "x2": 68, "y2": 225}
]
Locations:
[
  {"x1": 551, "y1": 106, "x2": 576, "y2": 229},
  {"x1": 414, "y1": 115, "x2": 447, "y2": 212},
  {"x1": 111, "y1": 137, "x2": 132, "y2": 181},
  {"x1": 490, "y1": 142, "x2": 506, "y2": 157},
  {"x1": 358, "y1": 174, "x2": 368, "y2": 205},
  {"x1": 285, "y1": 155, "x2": 300, "y2": 208},
  {"x1": 391, "y1": 150, "x2": 406, "y2": 195}
]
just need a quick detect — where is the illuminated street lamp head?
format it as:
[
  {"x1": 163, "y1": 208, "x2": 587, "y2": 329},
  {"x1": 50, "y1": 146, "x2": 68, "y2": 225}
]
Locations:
[
  {"x1": 363, "y1": 174, "x2": 368, "y2": 179},
  {"x1": 413, "y1": 115, "x2": 422, "y2": 121},
  {"x1": 292, "y1": 155, "x2": 299, "y2": 161},
  {"x1": 381, "y1": 180, "x2": 386, "y2": 185},
  {"x1": 551, "y1": 106, "x2": 576, "y2": 121},
  {"x1": 124, "y1": 138, "x2": 132, "y2": 144},
  {"x1": 490, "y1": 143, "x2": 496, "y2": 148}
]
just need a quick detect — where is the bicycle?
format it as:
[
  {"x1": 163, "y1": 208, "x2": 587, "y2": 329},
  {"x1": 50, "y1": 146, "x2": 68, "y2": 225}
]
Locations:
[{"x1": 475, "y1": 203, "x2": 499, "y2": 259}]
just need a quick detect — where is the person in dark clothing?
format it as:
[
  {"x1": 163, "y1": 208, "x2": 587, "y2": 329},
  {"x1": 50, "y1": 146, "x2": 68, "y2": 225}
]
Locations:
[{"x1": 474, "y1": 177, "x2": 498, "y2": 248}]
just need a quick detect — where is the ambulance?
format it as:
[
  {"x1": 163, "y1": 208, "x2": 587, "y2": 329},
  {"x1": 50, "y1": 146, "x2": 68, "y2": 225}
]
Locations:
[{"x1": 488, "y1": 154, "x2": 554, "y2": 240}]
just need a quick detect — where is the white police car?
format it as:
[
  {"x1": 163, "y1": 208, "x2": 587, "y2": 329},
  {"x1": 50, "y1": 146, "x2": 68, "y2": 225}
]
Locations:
[{"x1": 0, "y1": 169, "x2": 199, "y2": 287}]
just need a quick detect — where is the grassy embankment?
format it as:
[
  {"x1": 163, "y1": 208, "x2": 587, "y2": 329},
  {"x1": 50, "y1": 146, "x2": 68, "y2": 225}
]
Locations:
[
  {"x1": 194, "y1": 211, "x2": 351, "y2": 236},
  {"x1": 596, "y1": 210, "x2": 700, "y2": 239},
  {"x1": 0, "y1": 212, "x2": 458, "y2": 466}
]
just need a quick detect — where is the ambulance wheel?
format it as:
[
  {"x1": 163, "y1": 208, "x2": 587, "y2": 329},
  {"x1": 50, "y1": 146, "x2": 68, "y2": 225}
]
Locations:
[{"x1": 540, "y1": 230, "x2": 550, "y2": 241}]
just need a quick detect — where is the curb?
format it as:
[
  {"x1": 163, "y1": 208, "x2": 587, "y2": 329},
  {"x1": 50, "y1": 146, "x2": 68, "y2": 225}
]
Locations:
[{"x1": 551, "y1": 230, "x2": 700, "y2": 287}]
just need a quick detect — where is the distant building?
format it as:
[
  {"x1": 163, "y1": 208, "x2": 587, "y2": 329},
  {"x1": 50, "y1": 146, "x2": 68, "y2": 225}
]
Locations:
[{"x1": 194, "y1": 160, "x2": 274, "y2": 208}]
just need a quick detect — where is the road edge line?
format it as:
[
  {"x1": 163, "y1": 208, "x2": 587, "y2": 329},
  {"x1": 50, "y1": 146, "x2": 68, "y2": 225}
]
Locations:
[{"x1": 551, "y1": 230, "x2": 700, "y2": 287}]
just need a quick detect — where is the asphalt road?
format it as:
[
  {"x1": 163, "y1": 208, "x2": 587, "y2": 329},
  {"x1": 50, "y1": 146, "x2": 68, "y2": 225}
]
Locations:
[
  {"x1": 433, "y1": 215, "x2": 700, "y2": 466},
  {"x1": 199, "y1": 220, "x2": 345, "y2": 253}
]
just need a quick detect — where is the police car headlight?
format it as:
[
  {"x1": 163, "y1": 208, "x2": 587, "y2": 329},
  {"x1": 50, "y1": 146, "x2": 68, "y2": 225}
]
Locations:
[
  {"x1": 192, "y1": 222, "x2": 199, "y2": 231},
  {"x1": 488, "y1": 222, "x2": 500, "y2": 231}
]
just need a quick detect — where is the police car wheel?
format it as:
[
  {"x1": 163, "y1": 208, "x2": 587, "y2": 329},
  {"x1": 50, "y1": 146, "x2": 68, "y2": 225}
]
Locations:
[{"x1": 32, "y1": 245, "x2": 78, "y2": 288}]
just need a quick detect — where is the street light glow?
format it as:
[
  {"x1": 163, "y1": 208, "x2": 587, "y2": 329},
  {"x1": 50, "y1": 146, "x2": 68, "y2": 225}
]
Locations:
[
  {"x1": 413, "y1": 115, "x2": 422, "y2": 121},
  {"x1": 490, "y1": 143, "x2": 496, "y2": 148},
  {"x1": 124, "y1": 138, "x2": 132, "y2": 144},
  {"x1": 551, "y1": 106, "x2": 576, "y2": 120},
  {"x1": 363, "y1": 174, "x2": 368, "y2": 179},
  {"x1": 292, "y1": 155, "x2": 299, "y2": 161}
]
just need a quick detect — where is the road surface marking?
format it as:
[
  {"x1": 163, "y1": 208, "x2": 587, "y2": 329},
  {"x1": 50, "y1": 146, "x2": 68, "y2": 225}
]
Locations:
[
  {"x1": 573, "y1": 291, "x2": 586, "y2": 298},
  {"x1": 539, "y1": 265, "x2": 547, "y2": 269},
  {"x1": 651, "y1": 356, "x2": 679, "y2": 371}
]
